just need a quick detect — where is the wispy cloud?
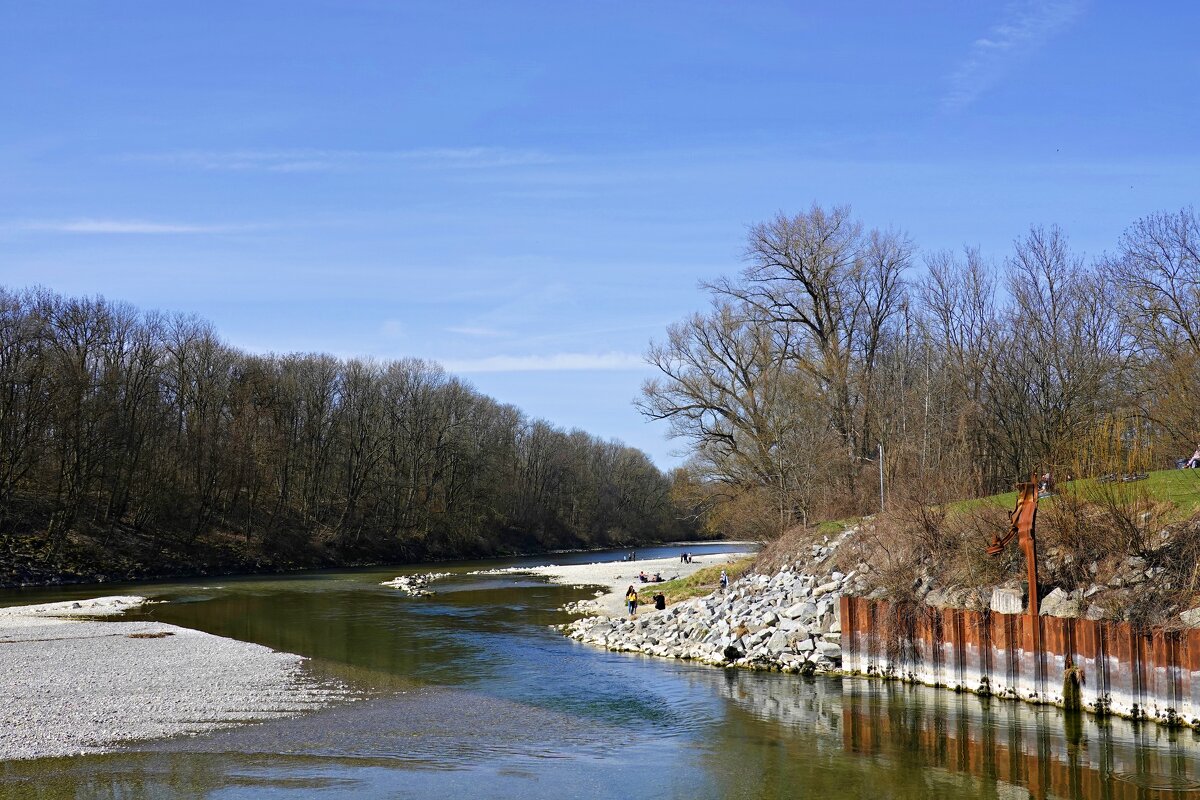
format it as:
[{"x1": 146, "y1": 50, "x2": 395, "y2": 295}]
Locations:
[
  {"x1": 379, "y1": 319, "x2": 405, "y2": 339},
  {"x1": 128, "y1": 147, "x2": 556, "y2": 173},
  {"x1": 4, "y1": 218, "x2": 248, "y2": 234},
  {"x1": 446, "y1": 325, "x2": 507, "y2": 338},
  {"x1": 944, "y1": 1, "x2": 1085, "y2": 111},
  {"x1": 441, "y1": 351, "x2": 646, "y2": 373}
]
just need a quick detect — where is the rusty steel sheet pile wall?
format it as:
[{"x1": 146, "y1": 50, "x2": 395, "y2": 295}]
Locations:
[{"x1": 841, "y1": 595, "x2": 1200, "y2": 726}]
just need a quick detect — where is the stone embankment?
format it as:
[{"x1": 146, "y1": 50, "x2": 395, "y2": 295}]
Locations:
[{"x1": 566, "y1": 534, "x2": 861, "y2": 673}]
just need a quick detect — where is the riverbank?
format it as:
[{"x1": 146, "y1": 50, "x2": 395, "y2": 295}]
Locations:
[
  {"x1": 564, "y1": 530, "x2": 856, "y2": 670},
  {"x1": 0, "y1": 596, "x2": 347, "y2": 760},
  {"x1": 0, "y1": 535, "x2": 730, "y2": 590},
  {"x1": 471, "y1": 550, "x2": 751, "y2": 616}
]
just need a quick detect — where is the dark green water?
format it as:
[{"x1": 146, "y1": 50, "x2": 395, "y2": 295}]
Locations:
[{"x1": 3, "y1": 543, "x2": 1200, "y2": 799}]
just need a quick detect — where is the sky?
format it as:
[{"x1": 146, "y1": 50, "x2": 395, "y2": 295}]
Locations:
[{"x1": 1, "y1": 1, "x2": 1198, "y2": 468}]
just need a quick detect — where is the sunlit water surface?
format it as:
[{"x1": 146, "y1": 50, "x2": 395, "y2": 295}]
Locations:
[{"x1": 3, "y1": 543, "x2": 1200, "y2": 799}]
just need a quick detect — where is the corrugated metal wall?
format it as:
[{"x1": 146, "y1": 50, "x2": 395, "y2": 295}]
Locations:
[{"x1": 840, "y1": 595, "x2": 1200, "y2": 725}]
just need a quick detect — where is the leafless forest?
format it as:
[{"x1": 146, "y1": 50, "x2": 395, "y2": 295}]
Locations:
[
  {"x1": 641, "y1": 205, "x2": 1200, "y2": 538},
  {"x1": 0, "y1": 291, "x2": 690, "y2": 584}
]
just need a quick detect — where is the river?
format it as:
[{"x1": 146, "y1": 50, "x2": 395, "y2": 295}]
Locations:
[{"x1": 2, "y1": 543, "x2": 1200, "y2": 799}]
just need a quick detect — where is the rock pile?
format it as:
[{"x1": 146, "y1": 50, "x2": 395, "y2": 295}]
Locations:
[
  {"x1": 566, "y1": 537, "x2": 862, "y2": 674},
  {"x1": 380, "y1": 572, "x2": 450, "y2": 596}
]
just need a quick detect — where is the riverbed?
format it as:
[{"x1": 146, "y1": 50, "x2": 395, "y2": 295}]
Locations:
[{"x1": 3, "y1": 542, "x2": 1200, "y2": 799}]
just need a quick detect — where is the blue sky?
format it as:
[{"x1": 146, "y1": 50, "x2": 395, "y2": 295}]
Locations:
[{"x1": 2, "y1": 2, "x2": 1197, "y2": 467}]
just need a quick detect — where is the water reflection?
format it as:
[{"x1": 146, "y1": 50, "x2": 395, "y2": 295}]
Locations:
[
  {"x1": 707, "y1": 670, "x2": 1200, "y2": 799},
  {"x1": 6, "y1": 545, "x2": 1200, "y2": 799}
]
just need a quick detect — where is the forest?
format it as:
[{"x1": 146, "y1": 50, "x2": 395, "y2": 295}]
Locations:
[
  {"x1": 0, "y1": 290, "x2": 691, "y2": 584},
  {"x1": 641, "y1": 205, "x2": 1200, "y2": 538}
]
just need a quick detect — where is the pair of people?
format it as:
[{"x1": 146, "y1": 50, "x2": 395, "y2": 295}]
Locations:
[{"x1": 625, "y1": 585, "x2": 668, "y2": 615}]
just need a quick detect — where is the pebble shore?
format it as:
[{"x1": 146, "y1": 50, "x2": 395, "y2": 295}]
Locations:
[{"x1": 0, "y1": 596, "x2": 346, "y2": 760}]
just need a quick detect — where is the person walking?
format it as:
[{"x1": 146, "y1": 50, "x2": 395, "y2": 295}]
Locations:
[
  {"x1": 625, "y1": 585, "x2": 639, "y2": 617},
  {"x1": 719, "y1": 570, "x2": 729, "y2": 591}
]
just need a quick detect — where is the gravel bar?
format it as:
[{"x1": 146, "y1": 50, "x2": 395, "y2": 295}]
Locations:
[
  {"x1": 0, "y1": 596, "x2": 346, "y2": 760},
  {"x1": 473, "y1": 551, "x2": 751, "y2": 616}
]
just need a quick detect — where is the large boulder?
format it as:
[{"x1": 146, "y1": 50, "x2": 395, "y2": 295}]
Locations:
[
  {"x1": 990, "y1": 586, "x2": 1024, "y2": 615},
  {"x1": 1039, "y1": 587, "x2": 1082, "y2": 618}
]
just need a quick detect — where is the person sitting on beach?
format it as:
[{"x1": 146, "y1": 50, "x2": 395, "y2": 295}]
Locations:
[
  {"x1": 1187, "y1": 447, "x2": 1200, "y2": 469},
  {"x1": 653, "y1": 592, "x2": 666, "y2": 610},
  {"x1": 638, "y1": 571, "x2": 648, "y2": 582},
  {"x1": 653, "y1": 572, "x2": 662, "y2": 582},
  {"x1": 625, "y1": 586, "x2": 638, "y2": 616}
]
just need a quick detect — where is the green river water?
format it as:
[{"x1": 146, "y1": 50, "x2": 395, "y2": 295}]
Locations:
[{"x1": 2, "y1": 543, "x2": 1200, "y2": 799}]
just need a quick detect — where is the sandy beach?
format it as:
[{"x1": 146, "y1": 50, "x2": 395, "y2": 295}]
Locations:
[
  {"x1": 473, "y1": 550, "x2": 752, "y2": 616},
  {"x1": 0, "y1": 596, "x2": 346, "y2": 760}
]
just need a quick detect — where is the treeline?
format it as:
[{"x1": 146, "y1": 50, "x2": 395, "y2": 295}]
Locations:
[
  {"x1": 0, "y1": 289, "x2": 690, "y2": 583},
  {"x1": 640, "y1": 204, "x2": 1200, "y2": 537}
]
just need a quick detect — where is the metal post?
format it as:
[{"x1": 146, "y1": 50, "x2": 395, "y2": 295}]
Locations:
[{"x1": 878, "y1": 442, "x2": 885, "y2": 512}]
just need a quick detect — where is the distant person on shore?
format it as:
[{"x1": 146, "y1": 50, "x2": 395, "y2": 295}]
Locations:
[
  {"x1": 625, "y1": 586, "x2": 638, "y2": 616},
  {"x1": 680, "y1": 551, "x2": 687, "y2": 563},
  {"x1": 719, "y1": 570, "x2": 729, "y2": 591},
  {"x1": 653, "y1": 592, "x2": 666, "y2": 610}
]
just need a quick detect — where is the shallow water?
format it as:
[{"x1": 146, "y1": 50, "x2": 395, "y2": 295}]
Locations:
[{"x1": 4, "y1": 543, "x2": 1200, "y2": 799}]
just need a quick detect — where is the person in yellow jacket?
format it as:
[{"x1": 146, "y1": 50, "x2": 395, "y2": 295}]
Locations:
[{"x1": 625, "y1": 586, "x2": 638, "y2": 616}]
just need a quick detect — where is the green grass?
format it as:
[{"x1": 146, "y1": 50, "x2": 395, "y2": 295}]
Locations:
[
  {"x1": 815, "y1": 518, "x2": 856, "y2": 536},
  {"x1": 652, "y1": 556, "x2": 756, "y2": 605},
  {"x1": 945, "y1": 468, "x2": 1200, "y2": 522}
]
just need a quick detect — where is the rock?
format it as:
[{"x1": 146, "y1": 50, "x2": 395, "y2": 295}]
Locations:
[
  {"x1": 990, "y1": 586, "x2": 1024, "y2": 615},
  {"x1": 818, "y1": 641, "x2": 841, "y2": 659},
  {"x1": 1180, "y1": 607, "x2": 1200, "y2": 627},
  {"x1": 765, "y1": 630, "x2": 789, "y2": 654},
  {"x1": 1039, "y1": 588, "x2": 1081, "y2": 618}
]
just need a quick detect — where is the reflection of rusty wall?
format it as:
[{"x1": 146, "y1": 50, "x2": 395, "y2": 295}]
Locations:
[
  {"x1": 841, "y1": 595, "x2": 1200, "y2": 725},
  {"x1": 840, "y1": 681, "x2": 1200, "y2": 799}
]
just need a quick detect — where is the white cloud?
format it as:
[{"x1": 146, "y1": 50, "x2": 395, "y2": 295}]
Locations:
[
  {"x1": 5, "y1": 218, "x2": 246, "y2": 234},
  {"x1": 130, "y1": 147, "x2": 556, "y2": 173},
  {"x1": 441, "y1": 351, "x2": 647, "y2": 373},
  {"x1": 944, "y1": 0, "x2": 1085, "y2": 111}
]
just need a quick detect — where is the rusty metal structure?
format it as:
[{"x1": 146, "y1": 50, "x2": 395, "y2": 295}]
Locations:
[
  {"x1": 986, "y1": 474, "x2": 1041, "y2": 616},
  {"x1": 841, "y1": 473, "x2": 1200, "y2": 725},
  {"x1": 841, "y1": 595, "x2": 1200, "y2": 724}
]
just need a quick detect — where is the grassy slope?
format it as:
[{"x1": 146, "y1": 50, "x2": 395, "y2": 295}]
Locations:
[
  {"x1": 948, "y1": 468, "x2": 1200, "y2": 521},
  {"x1": 653, "y1": 556, "x2": 756, "y2": 605}
]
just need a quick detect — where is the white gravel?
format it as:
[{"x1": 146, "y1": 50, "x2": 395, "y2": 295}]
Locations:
[
  {"x1": 475, "y1": 552, "x2": 751, "y2": 616},
  {"x1": 0, "y1": 596, "x2": 346, "y2": 760}
]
